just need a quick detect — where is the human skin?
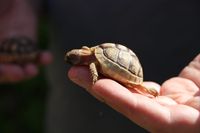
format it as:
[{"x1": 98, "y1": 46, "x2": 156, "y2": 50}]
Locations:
[
  {"x1": 68, "y1": 54, "x2": 200, "y2": 133},
  {"x1": 0, "y1": 0, "x2": 52, "y2": 83}
]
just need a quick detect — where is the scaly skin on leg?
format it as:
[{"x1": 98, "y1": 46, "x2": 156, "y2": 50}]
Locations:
[
  {"x1": 89, "y1": 62, "x2": 98, "y2": 84},
  {"x1": 147, "y1": 87, "x2": 159, "y2": 97}
]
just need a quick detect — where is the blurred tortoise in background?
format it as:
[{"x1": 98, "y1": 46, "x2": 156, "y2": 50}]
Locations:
[
  {"x1": 65, "y1": 43, "x2": 159, "y2": 97},
  {"x1": 0, "y1": 36, "x2": 39, "y2": 64}
]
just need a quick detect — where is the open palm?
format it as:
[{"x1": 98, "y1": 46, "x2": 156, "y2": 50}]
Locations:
[{"x1": 68, "y1": 54, "x2": 200, "y2": 133}]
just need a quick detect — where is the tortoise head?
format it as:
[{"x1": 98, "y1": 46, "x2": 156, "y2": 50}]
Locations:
[{"x1": 65, "y1": 46, "x2": 95, "y2": 65}]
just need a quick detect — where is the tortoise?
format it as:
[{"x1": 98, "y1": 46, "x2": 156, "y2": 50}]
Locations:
[
  {"x1": 0, "y1": 36, "x2": 39, "y2": 64},
  {"x1": 65, "y1": 43, "x2": 158, "y2": 97}
]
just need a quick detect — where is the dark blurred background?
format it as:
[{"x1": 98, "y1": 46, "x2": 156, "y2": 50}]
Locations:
[{"x1": 1, "y1": 0, "x2": 200, "y2": 133}]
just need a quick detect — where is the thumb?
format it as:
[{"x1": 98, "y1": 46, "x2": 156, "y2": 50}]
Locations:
[{"x1": 179, "y1": 54, "x2": 200, "y2": 88}]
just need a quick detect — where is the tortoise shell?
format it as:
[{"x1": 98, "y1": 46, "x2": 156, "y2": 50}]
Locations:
[
  {"x1": 94, "y1": 43, "x2": 143, "y2": 85},
  {"x1": 65, "y1": 43, "x2": 158, "y2": 97},
  {"x1": 0, "y1": 37, "x2": 38, "y2": 64}
]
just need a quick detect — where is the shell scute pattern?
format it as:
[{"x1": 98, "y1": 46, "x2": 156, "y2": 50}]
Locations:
[
  {"x1": 65, "y1": 43, "x2": 159, "y2": 97},
  {"x1": 99, "y1": 43, "x2": 143, "y2": 79},
  {"x1": 0, "y1": 37, "x2": 38, "y2": 64},
  {"x1": 117, "y1": 50, "x2": 132, "y2": 69},
  {"x1": 103, "y1": 47, "x2": 119, "y2": 62}
]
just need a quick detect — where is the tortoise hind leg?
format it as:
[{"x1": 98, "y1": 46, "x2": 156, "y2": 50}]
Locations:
[
  {"x1": 134, "y1": 85, "x2": 159, "y2": 97},
  {"x1": 127, "y1": 83, "x2": 159, "y2": 97},
  {"x1": 89, "y1": 62, "x2": 99, "y2": 84}
]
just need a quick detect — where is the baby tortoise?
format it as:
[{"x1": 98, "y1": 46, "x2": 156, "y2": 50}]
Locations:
[
  {"x1": 65, "y1": 43, "x2": 159, "y2": 97},
  {"x1": 0, "y1": 37, "x2": 39, "y2": 64}
]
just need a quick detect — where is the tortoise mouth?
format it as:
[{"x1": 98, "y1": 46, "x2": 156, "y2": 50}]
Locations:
[
  {"x1": 65, "y1": 54, "x2": 75, "y2": 65},
  {"x1": 65, "y1": 52, "x2": 81, "y2": 65}
]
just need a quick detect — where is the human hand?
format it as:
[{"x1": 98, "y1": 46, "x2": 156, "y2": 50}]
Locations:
[
  {"x1": 0, "y1": 51, "x2": 52, "y2": 83},
  {"x1": 0, "y1": 0, "x2": 53, "y2": 83},
  {"x1": 67, "y1": 54, "x2": 200, "y2": 133}
]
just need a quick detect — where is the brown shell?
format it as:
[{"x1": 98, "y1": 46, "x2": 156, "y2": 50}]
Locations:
[
  {"x1": 94, "y1": 43, "x2": 143, "y2": 85},
  {"x1": 0, "y1": 37, "x2": 38, "y2": 64}
]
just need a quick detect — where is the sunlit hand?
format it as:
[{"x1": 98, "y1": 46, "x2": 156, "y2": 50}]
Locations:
[
  {"x1": 67, "y1": 54, "x2": 200, "y2": 133},
  {"x1": 0, "y1": 51, "x2": 52, "y2": 83}
]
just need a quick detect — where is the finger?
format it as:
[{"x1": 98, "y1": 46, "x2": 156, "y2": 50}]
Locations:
[
  {"x1": 179, "y1": 54, "x2": 200, "y2": 88},
  {"x1": 68, "y1": 66, "x2": 104, "y2": 101},
  {"x1": 68, "y1": 66, "x2": 161, "y2": 97},
  {"x1": 185, "y1": 96, "x2": 200, "y2": 110},
  {"x1": 0, "y1": 51, "x2": 52, "y2": 83},
  {"x1": 67, "y1": 66, "x2": 170, "y2": 131},
  {"x1": 68, "y1": 66, "x2": 92, "y2": 89},
  {"x1": 0, "y1": 64, "x2": 25, "y2": 82},
  {"x1": 23, "y1": 63, "x2": 38, "y2": 78},
  {"x1": 0, "y1": 63, "x2": 39, "y2": 83},
  {"x1": 38, "y1": 51, "x2": 53, "y2": 65},
  {"x1": 93, "y1": 79, "x2": 170, "y2": 131}
]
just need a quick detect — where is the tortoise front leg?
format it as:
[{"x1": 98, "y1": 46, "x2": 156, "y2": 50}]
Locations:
[{"x1": 89, "y1": 62, "x2": 99, "y2": 84}]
